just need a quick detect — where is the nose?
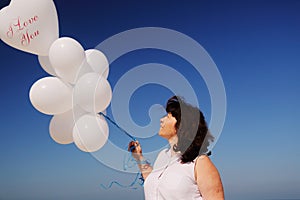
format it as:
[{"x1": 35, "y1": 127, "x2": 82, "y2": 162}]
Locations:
[{"x1": 160, "y1": 117, "x2": 164, "y2": 123}]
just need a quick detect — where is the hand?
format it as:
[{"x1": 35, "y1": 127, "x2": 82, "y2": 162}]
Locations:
[
  {"x1": 128, "y1": 140, "x2": 152, "y2": 180},
  {"x1": 128, "y1": 140, "x2": 143, "y2": 161}
]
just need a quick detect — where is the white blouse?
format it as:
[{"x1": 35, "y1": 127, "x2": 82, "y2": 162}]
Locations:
[{"x1": 144, "y1": 149, "x2": 202, "y2": 200}]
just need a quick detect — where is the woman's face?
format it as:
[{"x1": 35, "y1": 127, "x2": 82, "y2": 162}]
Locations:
[{"x1": 159, "y1": 113, "x2": 177, "y2": 139}]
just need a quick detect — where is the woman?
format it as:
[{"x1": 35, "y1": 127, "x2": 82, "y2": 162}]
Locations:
[{"x1": 129, "y1": 96, "x2": 224, "y2": 199}]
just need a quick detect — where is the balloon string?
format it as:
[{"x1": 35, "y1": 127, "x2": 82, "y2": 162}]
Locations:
[
  {"x1": 99, "y1": 112, "x2": 136, "y2": 141},
  {"x1": 98, "y1": 113, "x2": 143, "y2": 191},
  {"x1": 100, "y1": 172, "x2": 144, "y2": 190}
]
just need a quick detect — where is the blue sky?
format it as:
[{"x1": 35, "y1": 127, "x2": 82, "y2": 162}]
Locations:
[{"x1": 0, "y1": 0, "x2": 300, "y2": 200}]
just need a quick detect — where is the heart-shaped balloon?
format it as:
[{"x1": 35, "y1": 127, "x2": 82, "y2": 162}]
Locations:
[{"x1": 0, "y1": 0, "x2": 59, "y2": 55}]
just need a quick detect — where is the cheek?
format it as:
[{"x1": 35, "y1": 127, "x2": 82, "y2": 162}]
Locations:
[
  {"x1": 160, "y1": 123, "x2": 174, "y2": 136},
  {"x1": 166, "y1": 122, "x2": 177, "y2": 134},
  {"x1": 171, "y1": 120, "x2": 177, "y2": 130}
]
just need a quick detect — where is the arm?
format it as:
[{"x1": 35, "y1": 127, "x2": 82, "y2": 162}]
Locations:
[
  {"x1": 128, "y1": 141, "x2": 153, "y2": 180},
  {"x1": 195, "y1": 155, "x2": 224, "y2": 200}
]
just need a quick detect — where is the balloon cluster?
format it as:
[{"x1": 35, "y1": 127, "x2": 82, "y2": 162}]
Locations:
[{"x1": 0, "y1": 0, "x2": 111, "y2": 152}]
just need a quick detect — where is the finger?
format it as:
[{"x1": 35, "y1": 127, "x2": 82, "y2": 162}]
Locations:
[
  {"x1": 128, "y1": 141, "x2": 141, "y2": 152},
  {"x1": 129, "y1": 145, "x2": 137, "y2": 152},
  {"x1": 128, "y1": 141, "x2": 136, "y2": 151},
  {"x1": 135, "y1": 145, "x2": 142, "y2": 153},
  {"x1": 134, "y1": 141, "x2": 141, "y2": 149}
]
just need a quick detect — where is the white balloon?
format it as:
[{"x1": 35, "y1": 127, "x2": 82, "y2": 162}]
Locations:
[
  {"x1": 75, "y1": 59, "x2": 94, "y2": 81},
  {"x1": 29, "y1": 77, "x2": 73, "y2": 115},
  {"x1": 73, "y1": 114, "x2": 109, "y2": 152},
  {"x1": 38, "y1": 55, "x2": 57, "y2": 76},
  {"x1": 73, "y1": 73, "x2": 112, "y2": 113},
  {"x1": 85, "y1": 49, "x2": 109, "y2": 79},
  {"x1": 49, "y1": 106, "x2": 87, "y2": 144},
  {"x1": 0, "y1": 0, "x2": 59, "y2": 55},
  {"x1": 49, "y1": 37, "x2": 85, "y2": 84}
]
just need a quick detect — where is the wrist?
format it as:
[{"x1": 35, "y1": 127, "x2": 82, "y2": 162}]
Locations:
[
  {"x1": 136, "y1": 157, "x2": 150, "y2": 165},
  {"x1": 132, "y1": 154, "x2": 144, "y2": 161},
  {"x1": 136, "y1": 156, "x2": 144, "y2": 161}
]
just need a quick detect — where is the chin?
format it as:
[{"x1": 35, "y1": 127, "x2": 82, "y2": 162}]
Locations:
[{"x1": 158, "y1": 129, "x2": 163, "y2": 137}]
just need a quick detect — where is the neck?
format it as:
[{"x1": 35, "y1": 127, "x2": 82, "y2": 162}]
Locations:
[{"x1": 168, "y1": 135, "x2": 178, "y2": 156}]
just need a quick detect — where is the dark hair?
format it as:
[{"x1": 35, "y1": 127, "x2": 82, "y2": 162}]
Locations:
[{"x1": 166, "y1": 96, "x2": 214, "y2": 163}]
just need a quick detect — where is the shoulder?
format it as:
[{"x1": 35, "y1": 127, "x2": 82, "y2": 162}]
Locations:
[
  {"x1": 157, "y1": 148, "x2": 169, "y2": 158},
  {"x1": 195, "y1": 154, "x2": 213, "y2": 166},
  {"x1": 195, "y1": 155, "x2": 218, "y2": 179},
  {"x1": 194, "y1": 155, "x2": 224, "y2": 199},
  {"x1": 153, "y1": 148, "x2": 170, "y2": 169}
]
